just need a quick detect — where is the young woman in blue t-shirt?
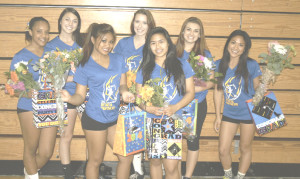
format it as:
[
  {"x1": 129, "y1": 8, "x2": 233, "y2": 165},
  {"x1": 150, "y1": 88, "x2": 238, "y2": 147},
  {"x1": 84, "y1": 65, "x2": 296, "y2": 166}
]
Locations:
[
  {"x1": 114, "y1": 9, "x2": 155, "y2": 72},
  {"x1": 114, "y1": 9, "x2": 155, "y2": 178},
  {"x1": 176, "y1": 17, "x2": 214, "y2": 179},
  {"x1": 10, "y1": 17, "x2": 54, "y2": 179},
  {"x1": 46, "y1": 8, "x2": 82, "y2": 178},
  {"x1": 136, "y1": 27, "x2": 195, "y2": 179},
  {"x1": 61, "y1": 23, "x2": 135, "y2": 179},
  {"x1": 214, "y1": 30, "x2": 262, "y2": 179}
]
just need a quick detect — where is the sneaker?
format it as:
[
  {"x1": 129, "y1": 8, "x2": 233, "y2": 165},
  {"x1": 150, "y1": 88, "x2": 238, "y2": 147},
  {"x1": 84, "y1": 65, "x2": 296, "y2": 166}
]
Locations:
[
  {"x1": 62, "y1": 164, "x2": 74, "y2": 179},
  {"x1": 129, "y1": 172, "x2": 144, "y2": 179},
  {"x1": 182, "y1": 177, "x2": 190, "y2": 179},
  {"x1": 223, "y1": 169, "x2": 233, "y2": 179}
]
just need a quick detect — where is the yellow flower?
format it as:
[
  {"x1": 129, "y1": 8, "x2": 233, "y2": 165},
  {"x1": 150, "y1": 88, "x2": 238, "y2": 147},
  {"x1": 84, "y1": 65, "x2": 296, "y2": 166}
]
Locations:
[
  {"x1": 140, "y1": 85, "x2": 154, "y2": 102},
  {"x1": 135, "y1": 78, "x2": 165, "y2": 107},
  {"x1": 126, "y1": 71, "x2": 137, "y2": 88},
  {"x1": 54, "y1": 51, "x2": 62, "y2": 56},
  {"x1": 22, "y1": 70, "x2": 28, "y2": 75},
  {"x1": 146, "y1": 102, "x2": 152, "y2": 106}
]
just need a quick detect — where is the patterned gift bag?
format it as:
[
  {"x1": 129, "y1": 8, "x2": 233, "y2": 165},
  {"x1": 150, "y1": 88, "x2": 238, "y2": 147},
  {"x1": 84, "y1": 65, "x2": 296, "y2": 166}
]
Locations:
[
  {"x1": 76, "y1": 88, "x2": 89, "y2": 113},
  {"x1": 246, "y1": 91, "x2": 287, "y2": 135},
  {"x1": 181, "y1": 99, "x2": 198, "y2": 139},
  {"x1": 146, "y1": 116, "x2": 183, "y2": 159},
  {"x1": 32, "y1": 89, "x2": 68, "y2": 128},
  {"x1": 113, "y1": 104, "x2": 146, "y2": 156}
]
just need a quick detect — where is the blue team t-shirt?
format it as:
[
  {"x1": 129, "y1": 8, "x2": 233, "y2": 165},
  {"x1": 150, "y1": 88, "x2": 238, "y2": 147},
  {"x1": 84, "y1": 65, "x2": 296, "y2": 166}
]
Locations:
[
  {"x1": 10, "y1": 47, "x2": 50, "y2": 111},
  {"x1": 178, "y1": 50, "x2": 212, "y2": 103},
  {"x1": 114, "y1": 36, "x2": 143, "y2": 73},
  {"x1": 215, "y1": 58, "x2": 262, "y2": 120},
  {"x1": 136, "y1": 60, "x2": 195, "y2": 119},
  {"x1": 73, "y1": 53, "x2": 127, "y2": 123},
  {"x1": 46, "y1": 36, "x2": 81, "y2": 95}
]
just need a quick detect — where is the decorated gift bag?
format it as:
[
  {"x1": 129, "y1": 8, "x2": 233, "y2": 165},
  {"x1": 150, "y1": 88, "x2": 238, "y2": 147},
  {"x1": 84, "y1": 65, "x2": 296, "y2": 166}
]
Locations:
[
  {"x1": 113, "y1": 104, "x2": 146, "y2": 156},
  {"x1": 77, "y1": 88, "x2": 89, "y2": 113},
  {"x1": 181, "y1": 99, "x2": 198, "y2": 140},
  {"x1": 246, "y1": 91, "x2": 287, "y2": 135},
  {"x1": 146, "y1": 116, "x2": 183, "y2": 159},
  {"x1": 32, "y1": 89, "x2": 68, "y2": 128}
]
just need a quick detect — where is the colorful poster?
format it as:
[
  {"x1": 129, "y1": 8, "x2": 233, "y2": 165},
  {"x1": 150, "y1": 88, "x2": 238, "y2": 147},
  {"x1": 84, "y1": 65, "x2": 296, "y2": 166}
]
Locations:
[{"x1": 246, "y1": 92, "x2": 287, "y2": 135}]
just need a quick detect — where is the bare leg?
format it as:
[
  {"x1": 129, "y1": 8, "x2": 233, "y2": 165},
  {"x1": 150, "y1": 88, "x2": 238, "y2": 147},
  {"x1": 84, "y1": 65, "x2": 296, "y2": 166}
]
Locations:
[
  {"x1": 84, "y1": 129, "x2": 107, "y2": 179},
  {"x1": 59, "y1": 108, "x2": 77, "y2": 164},
  {"x1": 178, "y1": 161, "x2": 182, "y2": 177},
  {"x1": 77, "y1": 112, "x2": 88, "y2": 159},
  {"x1": 219, "y1": 121, "x2": 239, "y2": 170},
  {"x1": 106, "y1": 124, "x2": 133, "y2": 179},
  {"x1": 36, "y1": 125, "x2": 57, "y2": 169},
  {"x1": 162, "y1": 159, "x2": 180, "y2": 179},
  {"x1": 19, "y1": 111, "x2": 57, "y2": 174},
  {"x1": 238, "y1": 123, "x2": 255, "y2": 173},
  {"x1": 19, "y1": 111, "x2": 41, "y2": 175},
  {"x1": 150, "y1": 159, "x2": 163, "y2": 179},
  {"x1": 184, "y1": 150, "x2": 199, "y2": 177}
]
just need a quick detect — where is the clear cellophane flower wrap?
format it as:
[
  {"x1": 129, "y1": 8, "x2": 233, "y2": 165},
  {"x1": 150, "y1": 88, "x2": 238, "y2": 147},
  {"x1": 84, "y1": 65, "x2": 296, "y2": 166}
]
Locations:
[
  {"x1": 252, "y1": 41, "x2": 296, "y2": 106},
  {"x1": 189, "y1": 51, "x2": 222, "y2": 86},
  {"x1": 32, "y1": 48, "x2": 82, "y2": 135}
]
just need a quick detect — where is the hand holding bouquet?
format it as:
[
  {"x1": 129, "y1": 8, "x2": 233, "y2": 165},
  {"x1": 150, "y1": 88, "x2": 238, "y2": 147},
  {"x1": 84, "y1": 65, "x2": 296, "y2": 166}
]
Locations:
[
  {"x1": 32, "y1": 48, "x2": 82, "y2": 134},
  {"x1": 189, "y1": 51, "x2": 218, "y2": 86},
  {"x1": 252, "y1": 41, "x2": 296, "y2": 106}
]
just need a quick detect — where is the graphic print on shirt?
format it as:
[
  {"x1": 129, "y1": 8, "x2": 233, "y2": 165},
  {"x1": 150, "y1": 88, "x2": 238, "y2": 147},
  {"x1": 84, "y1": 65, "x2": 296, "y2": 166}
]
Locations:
[
  {"x1": 161, "y1": 75, "x2": 177, "y2": 104},
  {"x1": 38, "y1": 70, "x2": 52, "y2": 89},
  {"x1": 126, "y1": 55, "x2": 142, "y2": 73},
  {"x1": 223, "y1": 76, "x2": 242, "y2": 106},
  {"x1": 126, "y1": 55, "x2": 142, "y2": 90},
  {"x1": 101, "y1": 74, "x2": 119, "y2": 110}
]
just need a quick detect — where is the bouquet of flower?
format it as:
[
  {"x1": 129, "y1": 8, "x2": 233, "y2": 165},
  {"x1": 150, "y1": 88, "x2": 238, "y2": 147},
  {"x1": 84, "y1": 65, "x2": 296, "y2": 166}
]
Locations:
[
  {"x1": 189, "y1": 51, "x2": 219, "y2": 86},
  {"x1": 4, "y1": 61, "x2": 40, "y2": 97},
  {"x1": 252, "y1": 41, "x2": 296, "y2": 106},
  {"x1": 32, "y1": 48, "x2": 82, "y2": 134},
  {"x1": 135, "y1": 78, "x2": 165, "y2": 107},
  {"x1": 68, "y1": 48, "x2": 82, "y2": 74},
  {"x1": 32, "y1": 48, "x2": 83, "y2": 82}
]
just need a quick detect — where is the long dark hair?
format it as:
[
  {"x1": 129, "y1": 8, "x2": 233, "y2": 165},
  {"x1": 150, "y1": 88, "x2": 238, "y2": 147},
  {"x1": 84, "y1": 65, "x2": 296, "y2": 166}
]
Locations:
[
  {"x1": 217, "y1": 30, "x2": 252, "y2": 92},
  {"x1": 140, "y1": 27, "x2": 186, "y2": 95},
  {"x1": 25, "y1": 17, "x2": 49, "y2": 42},
  {"x1": 58, "y1": 8, "x2": 83, "y2": 46},
  {"x1": 80, "y1": 23, "x2": 116, "y2": 66},
  {"x1": 130, "y1": 9, "x2": 156, "y2": 38},
  {"x1": 176, "y1": 17, "x2": 209, "y2": 58}
]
